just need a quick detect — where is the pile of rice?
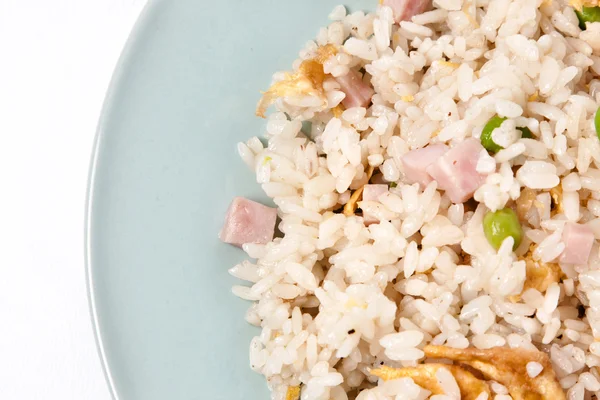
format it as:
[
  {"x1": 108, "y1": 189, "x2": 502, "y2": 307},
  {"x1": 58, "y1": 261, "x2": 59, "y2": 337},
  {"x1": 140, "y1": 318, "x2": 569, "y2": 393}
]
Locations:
[{"x1": 229, "y1": 1, "x2": 600, "y2": 399}]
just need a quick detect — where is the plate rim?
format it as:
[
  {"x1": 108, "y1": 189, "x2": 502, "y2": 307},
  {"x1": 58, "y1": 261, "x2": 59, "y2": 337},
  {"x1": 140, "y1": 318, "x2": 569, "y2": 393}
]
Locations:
[
  {"x1": 82, "y1": 2, "x2": 373, "y2": 398},
  {"x1": 83, "y1": 2, "x2": 155, "y2": 399}
]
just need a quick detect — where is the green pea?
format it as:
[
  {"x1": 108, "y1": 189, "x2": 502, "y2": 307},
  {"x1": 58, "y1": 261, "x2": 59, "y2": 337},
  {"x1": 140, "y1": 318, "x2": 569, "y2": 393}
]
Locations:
[
  {"x1": 518, "y1": 126, "x2": 533, "y2": 139},
  {"x1": 483, "y1": 208, "x2": 523, "y2": 251},
  {"x1": 595, "y1": 107, "x2": 600, "y2": 140},
  {"x1": 575, "y1": 6, "x2": 600, "y2": 30},
  {"x1": 481, "y1": 116, "x2": 506, "y2": 153}
]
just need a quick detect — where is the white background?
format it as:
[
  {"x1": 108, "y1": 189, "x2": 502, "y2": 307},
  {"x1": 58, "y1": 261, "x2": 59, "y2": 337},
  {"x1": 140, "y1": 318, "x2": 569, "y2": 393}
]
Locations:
[{"x1": 0, "y1": 1, "x2": 145, "y2": 399}]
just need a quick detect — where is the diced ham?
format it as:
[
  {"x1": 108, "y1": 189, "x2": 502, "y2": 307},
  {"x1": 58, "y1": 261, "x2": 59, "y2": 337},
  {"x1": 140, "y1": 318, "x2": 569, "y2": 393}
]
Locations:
[
  {"x1": 383, "y1": 0, "x2": 432, "y2": 23},
  {"x1": 401, "y1": 144, "x2": 449, "y2": 187},
  {"x1": 363, "y1": 184, "x2": 389, "y2": 202},
  {"x1": 219, "y1": 197, "x2": 277, "y2": 247},
  {"x1": 560, "y1": 222, "x2": 594, "y2": 265},
  {"x1": 426, "y1": 138, "x2": 488, "y2": 204},
  {"x1": 335, "y1": 69, "x2": 374, "y2": 109}
]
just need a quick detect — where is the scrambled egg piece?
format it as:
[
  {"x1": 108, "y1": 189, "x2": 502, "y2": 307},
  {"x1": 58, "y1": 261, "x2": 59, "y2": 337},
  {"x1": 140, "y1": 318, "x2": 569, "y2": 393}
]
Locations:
[
  {"x1": 343, "y1": 166, "x2": 375, "y2": 216},
  {"x1": 256, "y1": 45, "x2": 337, "y2": 117},
  {"x1": 570, "y1": 0, "x2": 598, "y2": 11},
  {"x1": 516, "y1": 186, "x2": 563, "y2": 220},
  {"x1": 285, "y1": 385, "x2": 301, "y2": 400},
  {"x1": 550, "y1": 185, "x2": 564, "y2": 215},
  {"x1": 509, "y1": 244, "x2": 561, "y2": 302},
  {"x1": 371, "y1": 364, "x2": 490, "y2": 400},
  {"x1": 424, "y1": 345, "x2": 565, "y2": 400},
  {"x1": 528, "y1": 91, "x2": 539, "y2": 102},
  {"x1": 311, "y1": 44, "x2": 338, "y2": 65},
  {"x1": 516, "y1": 188, "x2": 538, "y2": 220},
  {"x1": 522, "y1": 250, "x2": 562, "y2": 294},
  {"x1": 436, "y1": 60, "x2": 460, "y2": 69},
  {"x1": 343, "y1": 187, "x2": 366, "y2": 216},
  {"x1": 400, "y1": 95, "x2": 415, "y2": 102},
  {"x1": 332, "y1": 104, "x2": 345, "y2": 118}
]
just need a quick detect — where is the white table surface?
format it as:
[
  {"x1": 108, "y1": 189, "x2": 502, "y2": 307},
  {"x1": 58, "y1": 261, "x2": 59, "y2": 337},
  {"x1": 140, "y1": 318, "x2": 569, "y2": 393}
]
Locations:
[{"x1": 0, "y1": 1, "x2": 146, "y2": 398}]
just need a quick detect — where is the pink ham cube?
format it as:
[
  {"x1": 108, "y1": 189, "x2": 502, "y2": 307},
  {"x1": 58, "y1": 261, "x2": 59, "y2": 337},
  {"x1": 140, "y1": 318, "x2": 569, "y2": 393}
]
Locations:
[
  {"x1": 362, "y1": 184, "x2": 388, "y2": 225},
  {"x1": 219, "y1": 197, "x2": 277, "y2": 247},
  {"x1": 335, "y1": 69, "x2": 375, "y2": 109},
  {"x1": 383, "y1": 0, "x2": 433, "y2": 23},
  {"x1": 401, "y1": 144, "x2": 449, "y2": 187},
  {"x1": 363, "y1": 184, "x2": 389, "y2": 202},
  {"x1": 560, "y1": 222, "x2": 594, "y2": 265},
  {"x1": 426, "y1": 138, "x2": 487, "y2": 204}
]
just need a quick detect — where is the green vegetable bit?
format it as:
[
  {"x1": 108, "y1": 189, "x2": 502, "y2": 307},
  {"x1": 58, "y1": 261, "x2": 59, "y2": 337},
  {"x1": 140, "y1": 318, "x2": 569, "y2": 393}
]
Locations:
[
  {"x1": 389, "y1": 182, "x2": 398, "y2": 188},
  {"x1": 575, "y1": 6, "x2": 600, "y2": 30},
  {"x1": 518, "y1": 126, "x2": 533, "y2": 139},
  {"x1": 480, "y1": 116, "x2": 506, "y2": 153},
  {"x1": 595, "y1": 107, "x2": 600, "y2": 140},
  {"x1": 483, "y1": 208, "x2": 523, "y2": 251}
]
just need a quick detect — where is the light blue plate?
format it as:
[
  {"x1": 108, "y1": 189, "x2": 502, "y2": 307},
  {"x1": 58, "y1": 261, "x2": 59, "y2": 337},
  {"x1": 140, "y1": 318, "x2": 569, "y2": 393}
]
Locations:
[{"x1": 86, "y1": 1, "x2": 372, "y2": 399}]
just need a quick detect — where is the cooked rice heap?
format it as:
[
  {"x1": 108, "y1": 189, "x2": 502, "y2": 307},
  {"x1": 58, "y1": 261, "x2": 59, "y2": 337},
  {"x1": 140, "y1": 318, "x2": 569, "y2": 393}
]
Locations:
[{"x1": 230, "y1": 1, "x2": 600, "y2": 399}]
